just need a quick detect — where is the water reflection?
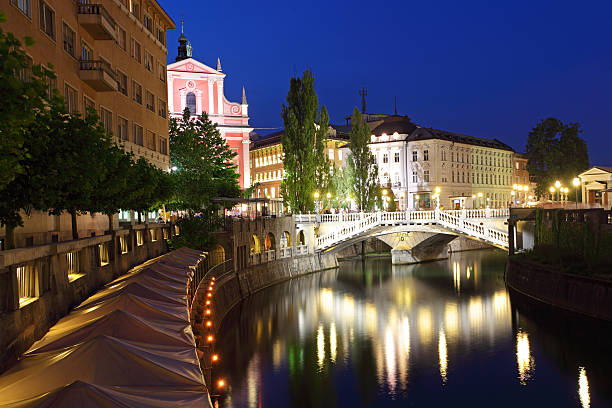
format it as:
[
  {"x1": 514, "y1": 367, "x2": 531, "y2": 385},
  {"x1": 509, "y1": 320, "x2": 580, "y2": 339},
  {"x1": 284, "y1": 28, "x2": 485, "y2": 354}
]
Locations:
[{"x1": 215, "y1": 249, "x2": 612, "y2": 407}]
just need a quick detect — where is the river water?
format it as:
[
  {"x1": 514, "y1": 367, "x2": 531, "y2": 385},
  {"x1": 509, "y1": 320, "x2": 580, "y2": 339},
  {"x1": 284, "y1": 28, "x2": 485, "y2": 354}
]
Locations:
[{"x1": 214, "y1": 249, "x2": 612, "y2": 407}]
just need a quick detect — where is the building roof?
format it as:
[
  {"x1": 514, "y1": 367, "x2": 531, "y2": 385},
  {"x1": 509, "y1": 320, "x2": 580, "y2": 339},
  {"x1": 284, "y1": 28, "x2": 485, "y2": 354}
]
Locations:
[
  {"x1": 251, "y1": 126, "x2": 350, "y2": 150},
  {"x1": 594, "y1": 166, "x2": 612, "y2": 173},
  {"x1": 410, "y1": 128, "x2": 515, "y2": 151},
  {"x1": 371, "y1": 116, "x2": 418, "y2": 136}
]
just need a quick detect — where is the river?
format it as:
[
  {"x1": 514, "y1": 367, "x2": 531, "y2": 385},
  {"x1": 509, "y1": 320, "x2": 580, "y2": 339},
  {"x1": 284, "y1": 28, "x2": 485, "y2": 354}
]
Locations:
[{"x1": 214, "y1": 249, "x2": 612, "y2": 407}]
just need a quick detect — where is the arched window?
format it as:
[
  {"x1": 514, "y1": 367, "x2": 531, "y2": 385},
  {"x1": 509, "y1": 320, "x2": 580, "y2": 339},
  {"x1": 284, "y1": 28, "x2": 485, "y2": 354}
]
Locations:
[{"x1": 186, "y1": 92, "x2": 196, "y2": 115}]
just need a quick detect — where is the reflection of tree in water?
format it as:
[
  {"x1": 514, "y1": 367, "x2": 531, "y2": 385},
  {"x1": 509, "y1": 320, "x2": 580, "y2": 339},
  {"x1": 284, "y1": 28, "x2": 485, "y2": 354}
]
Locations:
[{"x1": 510, "y1": 289, "x2": 612, "y2": 402}]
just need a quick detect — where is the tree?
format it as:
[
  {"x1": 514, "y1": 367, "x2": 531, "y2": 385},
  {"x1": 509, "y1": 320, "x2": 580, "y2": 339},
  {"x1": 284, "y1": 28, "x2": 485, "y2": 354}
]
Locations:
[
  {"x1": 0, "y1": 13, "x2": 55, "y2": 192},
  {"x1": 169, "y1": 109, "x2": 240, "y2": 213},
  {"x1": 280, "y1": 70, "x2": 329, "y2": 213},
  {"x1": 526, "y1": 118, "x2": 589, "y2": 196},
  {"x1": 348, "y1": 108, "x2": 379, "y2": 211},
  {"x1": 314, "y1": 106, "x2": 331, "y2": 193}
]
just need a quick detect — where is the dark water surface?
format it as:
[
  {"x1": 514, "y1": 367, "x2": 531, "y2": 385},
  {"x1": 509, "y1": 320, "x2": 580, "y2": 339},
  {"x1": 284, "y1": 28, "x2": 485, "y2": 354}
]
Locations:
[{"x1": 214, "y1": 250, "x2": 612, "y2": 407}]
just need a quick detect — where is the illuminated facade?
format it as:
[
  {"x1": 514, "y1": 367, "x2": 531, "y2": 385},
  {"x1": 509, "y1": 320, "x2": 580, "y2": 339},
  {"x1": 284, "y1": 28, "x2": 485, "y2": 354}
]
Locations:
[
  {"x1": 250, "y1": 126, "x2": 350, "y2": 199},
  {"x1": 167, "y1": 27, "x2": 252, "y2": 189},
  {"x1": 2, "y1": 0, "x2": 174, "y2": 246}
]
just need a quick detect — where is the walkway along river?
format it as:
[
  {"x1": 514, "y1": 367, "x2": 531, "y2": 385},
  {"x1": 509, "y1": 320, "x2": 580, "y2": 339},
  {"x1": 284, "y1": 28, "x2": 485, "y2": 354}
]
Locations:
[{"x1": 214, "y1": 249, "x2": 612, "y2": 407}]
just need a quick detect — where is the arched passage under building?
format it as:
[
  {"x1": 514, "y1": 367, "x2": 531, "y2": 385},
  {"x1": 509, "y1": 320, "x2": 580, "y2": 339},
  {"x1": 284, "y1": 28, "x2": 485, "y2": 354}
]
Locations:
[
  {"x1": 209, "y1": 244, "x2": 225, "y2": 267},
  {"x1": 264, "y1": 232, "x2": 276, "y2": 251},
  {"x1": 250, "y1": 234, "x2": 261, "y2": 254},
  {"x1": 280, "y1": 231, "x2": 292, "y2": 248}
]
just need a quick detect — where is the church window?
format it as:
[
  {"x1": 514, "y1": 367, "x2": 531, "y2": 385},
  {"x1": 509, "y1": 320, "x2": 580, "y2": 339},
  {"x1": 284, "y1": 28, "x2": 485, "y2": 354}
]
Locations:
[
  {"x1": 186, "y1": 92, "x2": 196, "y2": 115},
  {"x1": 424, "y1": 150, "x2": 429, "y2": 161}
]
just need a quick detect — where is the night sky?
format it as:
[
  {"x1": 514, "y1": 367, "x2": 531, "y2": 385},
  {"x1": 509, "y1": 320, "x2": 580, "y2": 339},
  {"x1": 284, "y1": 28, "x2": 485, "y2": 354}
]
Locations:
[{"x1": 159, "y1": 0, "x2": 611, "y2": 164}]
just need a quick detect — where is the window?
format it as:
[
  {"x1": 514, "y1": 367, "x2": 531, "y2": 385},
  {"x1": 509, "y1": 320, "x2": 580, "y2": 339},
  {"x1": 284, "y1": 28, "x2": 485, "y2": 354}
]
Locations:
[
  {"x1": 62, "y1": 23, "x2": 75, "y2": 56},
  {"x1": 132, "y1": 80, "x2": 142, "y2": 104},
  {"x1": 186, "y1": 92, "x2": 196, "y2": 114},
  {"x1": 83, "y1": 96, "x2": 95, "y2": 113},
  {"x1": 146, "y1": 90, "x2": 154, "y2": 111},
  {"x1": 441, "y1": 173, "x2": 447, "y2": 183},
  {"x1": 120, "y1": 236, "x2": 128, "y2": 254},
  {"x1": 64, "y1": 83, "x2": 78, "y2": 114},
  {"x1": 39, "y1": 1, "x2": 55, "y2": 40},
  {"x1": 424, "y1": 150, "x2": 429, "y2": 161},
  {"x1": 157, "y1": 62, "x2": 165, "y2": 82},
  {"x1": 338, "y1": 150, "x2": 342, "y2": 161},
  {"x1": 117, "y1": 70, "x2": 128, "y2": 96},
  {"x1": 462, "y1": 172, "x2": 465, "y2": 183},
  {"x1": 143, "y1": 13, "x2": 153, "y2": 32},
  {"x1": 99, "y1": 243, "x2": 109, "y2": 266},
  {"x1": 159, "y1": 136, "x2": 168, "y2": 155},
  {"x1": 394, "y1": 152, "x2": 400, "y2": 162},
  {"x1": 156, "y1": 25, "x2": 166, "y2": 45},
  {"x1": 146, "y1": 129, "x2": 156, "y2": 151},
  {"x1": 116, "y1": 26, "x2": 126, "y2": 50},
  {"x1": 16, "y1": 264, "x2": 37, "y2": 306},
  {"x1": 136, "y1": 230, "x2": 144, "y2": 246},
  {"x1": 158, "y1": 98, "x2": 166, "y2": 118},
  {"x1": 100, "y1": 107, "x2": 112, "y2": 135},
  {"x1": 329, "y1": 149, "x2": 334, "y2": 160},
  {"x1": 412, "y1": 151, "x2": 417, "y2": 161},
  {"x1": 150, "y1": 228, "x2": 158, "y2": 242},
  {"x1": 452, "y1": 171, "x2": 455, "y2": 183},
  {"x1": 472, "y1": 173, "x2": 475, "y2": 183},
  {"x1": 81, "y1": 41, "x2": 93, "y2": 63},
  {"x1": 11, "y1": 0, "x2": 31, "y2": 17},
  {"x1": 133, "y1": 123, "x2": 143, "y2": 146},
  {"x1": 144, "y1": 50, "x2": 153, "y2": 71},
  {"x1": 412, "y1": 172, "x2": 418, "y2": 183},
  {"x1": 383, "y1": 153, "x2": 388, "y2": 163},
  {"x1": 424, "y1": 170, "x2": 430, "y2": 183},
  {"x1": 117, "y1": 117, "x2": 128, "y2": 141},
  {"x1": 441, "y1": 150, "x2": 446, "y2": 161},
  {"x1": 130, "y1": 38, "x2": 141, "y2": 63},
  {"x1": 67, "y1": 251, "x2": 81, "y2": 281},
  {"x1": 130, "y1": 0, "x2": 140, "y2": 19}
]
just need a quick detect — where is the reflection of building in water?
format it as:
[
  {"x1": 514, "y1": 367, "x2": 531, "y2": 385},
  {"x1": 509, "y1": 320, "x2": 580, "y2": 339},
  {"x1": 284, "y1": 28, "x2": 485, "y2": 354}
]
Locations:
[{"x1": 439, "y1": 330, "x2": 448, "y2": 384}]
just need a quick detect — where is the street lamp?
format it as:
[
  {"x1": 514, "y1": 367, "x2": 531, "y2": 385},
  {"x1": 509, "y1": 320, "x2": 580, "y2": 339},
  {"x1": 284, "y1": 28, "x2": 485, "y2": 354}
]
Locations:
[
  {"x1": 549, "y1": 186, "x2": 556, "y2": 201},
  {"x1": 434, "y1": 187, "x2": 441, "y2": 209},
  {"x1": 572, "y1": 177, "x2": 580, "y2": 209}
]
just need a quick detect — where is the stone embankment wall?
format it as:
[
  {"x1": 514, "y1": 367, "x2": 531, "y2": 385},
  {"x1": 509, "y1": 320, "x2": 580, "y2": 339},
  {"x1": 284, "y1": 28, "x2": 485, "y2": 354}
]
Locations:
[
  {"x1": 0, "y1": 224, "x2": 174, "y2": 373},
  {"x1": 506, "y1": 257, "x2": 612, "y2": 322}
]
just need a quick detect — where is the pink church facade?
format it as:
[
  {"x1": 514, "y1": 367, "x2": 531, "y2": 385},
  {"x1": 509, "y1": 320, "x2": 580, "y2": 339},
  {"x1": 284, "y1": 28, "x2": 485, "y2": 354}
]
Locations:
[{"x1": 167, "y1": 58, "x2": 252, "y2": 189}]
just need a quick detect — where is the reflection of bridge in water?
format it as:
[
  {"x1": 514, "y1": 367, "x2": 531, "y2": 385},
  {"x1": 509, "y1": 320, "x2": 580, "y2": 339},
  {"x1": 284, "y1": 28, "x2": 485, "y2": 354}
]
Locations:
[{"x1": 296, "y1": 209, "x2": 510, "y2": 252}]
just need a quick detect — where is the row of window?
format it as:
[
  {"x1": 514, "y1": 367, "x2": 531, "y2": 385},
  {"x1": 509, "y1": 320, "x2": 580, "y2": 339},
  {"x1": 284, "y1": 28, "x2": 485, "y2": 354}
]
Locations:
[
  {"x1": 256, "y1": 187, "x2": 277, "y2": 198},
  {"x1": 253, "y1": 150, "x2": 283, "y2": 168},
  {"x1": 375, "y1": 151, "x2": 401, "y2": 164},
  {"x1": 411, "y1": 171, "x2": 511, "y2": 186},
  {"x1": 254, "y1": 169, "x2": 284, "y2": 182}
]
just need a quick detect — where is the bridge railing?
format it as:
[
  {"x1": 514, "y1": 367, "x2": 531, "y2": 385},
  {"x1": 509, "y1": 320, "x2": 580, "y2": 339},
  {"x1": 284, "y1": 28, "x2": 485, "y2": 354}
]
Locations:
[
  {"x1": 280, "y1": 247, "x2": 292, "y2": 258},
  {"x1": 295, "y1": 214, "x2": 317, "y2": 223},
  {"x1": 265, "y1": 250, "x2": 276, "y2": 262},
  {"x1": 295, "y1": 244, "x2": 308, "y2": 255}
]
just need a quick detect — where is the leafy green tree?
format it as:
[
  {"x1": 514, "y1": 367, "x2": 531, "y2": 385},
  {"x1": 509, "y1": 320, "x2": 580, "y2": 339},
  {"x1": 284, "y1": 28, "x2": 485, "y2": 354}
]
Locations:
[
  {"x1": 0, "y1": 13, "x2": 55, "y2": 192},
  {"x1": 169, "y1": 109, "x2": 240, "y2": 213},
  {"x1": 526, "y1": 118, "x2": 589, "y2": 196},
  {"x1": 280, "y1": 70, "x2": 329, "y2": 213},
  {"x1": 348, "y1": 108, "x2": 379, "y2": 211},
  {"x1": 314, "y1": 106, "x2": 331, "y2": 193}
]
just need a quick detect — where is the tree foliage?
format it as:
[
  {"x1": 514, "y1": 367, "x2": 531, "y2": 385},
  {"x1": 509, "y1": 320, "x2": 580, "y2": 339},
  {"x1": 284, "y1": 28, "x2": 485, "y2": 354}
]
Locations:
[
  {"x1": 347, "y1": 108, "x2": 379, "y2": 211},
  {"x1": 169, "y1": 109, "x2": 240, "y2": 212},
  {"x1": 0, "y1": 13, "x2": 55, "y2": 191},
  {"x1": 525, "y1": 118, "x2": 589, "y2": 196},
  {"x1": 280, "y1": 70, "x2": 329, "y2": 213}
]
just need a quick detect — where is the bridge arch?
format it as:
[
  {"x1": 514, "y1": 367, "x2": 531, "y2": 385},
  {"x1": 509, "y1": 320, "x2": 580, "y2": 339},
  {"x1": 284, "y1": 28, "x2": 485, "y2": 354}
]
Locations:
[
  {"x1": 280, "y1": 231, "x2": 292, "y2": 248},
  {"x1": 264, "y1": 232, "x2": 276, "y2": 251},
  {"x1": 250, "y1": 234, "x2": 261, "y2": 254},
  {"x1": 209, "y1": 244, "x2": 225, "y2": 267}
]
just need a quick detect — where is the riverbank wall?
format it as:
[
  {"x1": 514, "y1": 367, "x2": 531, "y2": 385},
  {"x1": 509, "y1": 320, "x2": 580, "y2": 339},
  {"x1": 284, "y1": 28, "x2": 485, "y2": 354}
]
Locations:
[{"x1": 506, "y1": 257, "x2": 612, "y2": 322}]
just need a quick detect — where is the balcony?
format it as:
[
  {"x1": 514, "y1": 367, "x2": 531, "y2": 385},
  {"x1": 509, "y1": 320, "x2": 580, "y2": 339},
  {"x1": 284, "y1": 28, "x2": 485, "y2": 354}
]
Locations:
[
  {"x1": 76, "y1": 3, "x2": 116, "y2": 41},
  {"x1": 79, "y1": 60, "x2": 117, "y2": 92}
]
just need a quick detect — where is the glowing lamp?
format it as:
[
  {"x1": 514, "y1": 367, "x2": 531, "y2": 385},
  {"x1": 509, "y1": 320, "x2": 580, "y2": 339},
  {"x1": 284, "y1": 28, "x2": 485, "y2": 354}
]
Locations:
[
  {"x1": 555, "y1": 180, "x2": 561, "y2": 189},
  {"x1": 573, "y1": 177, "x2": 580, "y2": 187},
  {"x1": 207, "y1": 335, "x2": 214, "y2": 342},
  {"x1": 206, "y1": 321, "x2": 212, "y2": 327},
  {"x1": 218, "y1": 379, "x2": 225, "y2": 388},
  {"x1": 212, "y1": 354, "x2": 219, "y2": 362}
]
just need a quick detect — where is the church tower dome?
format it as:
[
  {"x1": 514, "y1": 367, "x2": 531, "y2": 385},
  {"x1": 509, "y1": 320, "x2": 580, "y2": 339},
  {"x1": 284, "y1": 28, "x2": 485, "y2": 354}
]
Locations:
[{"x1": 176, "y1": 18, "x2": 192, "y2": 62}]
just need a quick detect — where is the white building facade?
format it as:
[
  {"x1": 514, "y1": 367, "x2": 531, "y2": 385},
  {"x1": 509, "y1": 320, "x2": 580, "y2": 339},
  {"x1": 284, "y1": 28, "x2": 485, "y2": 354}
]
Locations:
[{"x1": 369, "y1": 119, "x2": 515, "y2": 210}]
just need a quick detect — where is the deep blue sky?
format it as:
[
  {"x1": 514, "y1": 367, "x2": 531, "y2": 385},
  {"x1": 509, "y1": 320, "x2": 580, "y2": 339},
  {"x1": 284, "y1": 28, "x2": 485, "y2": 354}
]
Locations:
[{"x1": 159, "y1": 0, "x2": 611, "y2": 164}]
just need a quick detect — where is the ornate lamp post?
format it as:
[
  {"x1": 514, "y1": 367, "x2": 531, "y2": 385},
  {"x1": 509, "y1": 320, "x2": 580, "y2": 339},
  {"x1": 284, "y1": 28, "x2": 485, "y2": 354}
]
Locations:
[{"x1": 549, "y1": 186, "x2": 556, "y2": 201}]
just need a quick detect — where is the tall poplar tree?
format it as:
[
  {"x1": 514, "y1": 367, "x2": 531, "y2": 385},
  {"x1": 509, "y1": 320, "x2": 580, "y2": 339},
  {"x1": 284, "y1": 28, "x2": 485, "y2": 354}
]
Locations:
[
  {"x1": 348, "y1": 108, "x2": 379, "y2": 211},
  {"x1": 280, "y1": 70, "x2": 329, "y2": 213}
]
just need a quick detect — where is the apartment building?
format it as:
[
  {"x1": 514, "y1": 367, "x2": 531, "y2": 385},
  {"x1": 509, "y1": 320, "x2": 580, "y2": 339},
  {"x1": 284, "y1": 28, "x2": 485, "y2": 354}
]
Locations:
[{"x1": 3, "y1": 0, "x2": 174, "y2": 246}]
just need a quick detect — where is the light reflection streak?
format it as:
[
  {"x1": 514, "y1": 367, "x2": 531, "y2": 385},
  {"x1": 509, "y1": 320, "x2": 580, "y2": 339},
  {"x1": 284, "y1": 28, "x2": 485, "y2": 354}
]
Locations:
[
  {"x1": 246, "y1": 355, "x2": 259, "y2": 408},
  {"x1": 578, "y1": 366, "x2": 590, "y2": 408},
  {"x1": 469, "y1": 297, "x2": 483, "y2": 330},
  {"x1": 438, "y1": 329, "x2": 448, "y2": 384},
  {"x1": 453, "y1": 262, "x2": 461, "y2": 294},
  {"x1": 444, "y1": 303, "x2": 459, "y2": 339},
  {"x1": 418, "y1": 307, "x2": 432, "y2": 344},
  {"x1": 317, "y1": 325, "x2": 325, "y2": 369},
  {"x1": 384, "y1": 327, "x2": 397, "y2": 393},
  {"x1": 330, "y1": 322, "x2": 337, "y2": 363},
  {"x1": 516, "y1": 330, "x2": 534, "y2": 385}
]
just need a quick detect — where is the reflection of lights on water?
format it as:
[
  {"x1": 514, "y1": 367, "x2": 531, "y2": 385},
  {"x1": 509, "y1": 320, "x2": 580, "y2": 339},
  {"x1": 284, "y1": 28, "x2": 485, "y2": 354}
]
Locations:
[
  {"x1": 444, "y1": 303, "x2": 459, "y2": 339},
  {"x1": 384, "y1": 326, "x2": 397, "y2": 393},
  {"x1": 493, "y1": 291, "x2": 508, "y2": 316},
  {"x1": 578, "y1": 366, "x2": 590, "y2": 408},
  {"x1": 516, "y1": 330, "x2": 535, "y2": 385},
  {"x1": 320, "y1": 288, "x2": 334, "y2": 315},
  {"x1": 469, "y1": 297, "x2": 483, "y2": 330},
  {"x1": 398, "y1": 317, "x2": 410, "y2": 388},
  {"x1": 330, "y1": 322, "x2": 337, "y2": 363},
  {"x1": 298, "y1": 309, "x2": 305, "y2": 341},
  {"x1": 317, "y1": 325, "x2": 325, "y2": 369},
  {"x1": 272, "y1": 339, "x2": 282, "y2": 370},
  {"x1": 255, "y1": 319, "x2": 262, "y2": 344},
  {"x1": 453, "y1": 262, "x2": 461, "y2": 294},
  {"x1": 439, "y1": 329, "x2": 448, "y2": 384},
  {"x1": 418, "y1": 307, "x2": 432, "y2": 344},
  {"x1": 365, "y1": 303, "x2": 378, "y2": 334},
  {"x1": 343, "y1": 295, "x2": 355, "y2": 321},
  {"x1": 466, "y1": 266, "x2": 471, "y2": 280},
  {"x1": 247, "y1": 355, "x2": 259, "y2": 408}
]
